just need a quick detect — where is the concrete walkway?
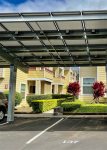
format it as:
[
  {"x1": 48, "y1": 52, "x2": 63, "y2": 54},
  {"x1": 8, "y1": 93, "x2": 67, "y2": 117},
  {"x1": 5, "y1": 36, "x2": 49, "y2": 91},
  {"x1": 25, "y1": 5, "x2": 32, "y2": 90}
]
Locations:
[
  {"x1": 14, "y1": 105, "x2": 54, "y2": 116},
  {"x1": 14, "y1": 113, "x2": 107, "y2": 119},
  {"x1": 15, "y1": 106, "x2": 33, "y2": 114},
  {"x1": 14, "y1": 105, "x2": 107, "y2": 119}
]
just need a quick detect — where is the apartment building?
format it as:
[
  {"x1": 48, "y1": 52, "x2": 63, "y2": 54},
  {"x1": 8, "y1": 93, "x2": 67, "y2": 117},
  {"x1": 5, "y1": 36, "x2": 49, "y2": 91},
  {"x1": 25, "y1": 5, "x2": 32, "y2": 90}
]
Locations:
[
  {"x1": 79, "y1": 66, "x2": 107, "y2": 102},
  {"x1": 28, "y1": 67, "x2": 76, "y2": 95},
  {"x1": 0, "y1": 67, "x2": 76, "y2": 100}
]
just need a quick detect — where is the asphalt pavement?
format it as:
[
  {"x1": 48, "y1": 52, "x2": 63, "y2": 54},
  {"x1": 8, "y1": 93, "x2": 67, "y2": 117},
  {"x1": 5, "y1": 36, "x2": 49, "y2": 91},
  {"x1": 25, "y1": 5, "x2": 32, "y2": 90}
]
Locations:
[{"x1": 0, "y1": 116, "x2": 107, "y2": 150}]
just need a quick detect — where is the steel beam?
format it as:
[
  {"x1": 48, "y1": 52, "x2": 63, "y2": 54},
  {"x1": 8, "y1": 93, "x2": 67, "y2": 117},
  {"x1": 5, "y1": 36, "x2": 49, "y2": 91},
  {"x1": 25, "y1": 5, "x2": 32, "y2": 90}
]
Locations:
[
  {"x1": 29, "y1": 63, "x2": 106, "y2": 67},
  {"x1": 0, "y1": 48, "x2": 28, "y2": 73},
  {"x1": 1, "y1": 11, "x2": 107, "y2": 22},
  {"x1": 6, "y1": 45, "x2": 107, "y2": 51}
]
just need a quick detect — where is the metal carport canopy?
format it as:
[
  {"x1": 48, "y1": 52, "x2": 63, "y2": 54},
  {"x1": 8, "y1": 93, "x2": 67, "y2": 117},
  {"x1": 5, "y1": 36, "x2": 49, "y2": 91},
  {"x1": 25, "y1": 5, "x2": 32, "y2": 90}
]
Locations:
[{"x1": 0, "y1": 10, "x2": 107, "y2": 72}]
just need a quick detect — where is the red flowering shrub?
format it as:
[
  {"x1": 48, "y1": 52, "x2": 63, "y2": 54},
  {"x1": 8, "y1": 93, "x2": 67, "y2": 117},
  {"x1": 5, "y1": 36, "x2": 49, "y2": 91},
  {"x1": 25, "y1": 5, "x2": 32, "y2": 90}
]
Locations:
[
  {"x1": 67, "y1": 82, "x2": 80, "y2": 101},
  {"x1": 92, "y1": 81, "x2": 105, "y2": 103}
]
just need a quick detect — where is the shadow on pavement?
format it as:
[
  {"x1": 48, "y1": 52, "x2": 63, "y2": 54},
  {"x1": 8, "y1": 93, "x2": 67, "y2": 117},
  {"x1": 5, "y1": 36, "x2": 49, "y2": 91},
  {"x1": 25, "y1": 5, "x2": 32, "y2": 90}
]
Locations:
[{"x1": 0, "y1": 117, "x2": 107, "y2": 131}]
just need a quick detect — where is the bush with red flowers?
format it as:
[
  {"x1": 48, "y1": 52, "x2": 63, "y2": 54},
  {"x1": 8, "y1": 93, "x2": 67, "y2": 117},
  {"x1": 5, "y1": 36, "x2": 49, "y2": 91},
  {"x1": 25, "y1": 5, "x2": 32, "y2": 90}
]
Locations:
[
  {"x1": 67, "y1": 82, "x2": 80, "y2": 101},
  {"x1": 92, "y1": 81, "x2": 105, "y2": 103}
]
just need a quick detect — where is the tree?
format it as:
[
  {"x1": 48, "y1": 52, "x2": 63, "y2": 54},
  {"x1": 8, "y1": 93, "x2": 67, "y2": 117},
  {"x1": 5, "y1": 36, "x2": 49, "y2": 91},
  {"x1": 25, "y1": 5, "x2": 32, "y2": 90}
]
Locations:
[
  {"x1": 67, "y1": 82, "x2": 80, "y2": 101},
  {"x1": 92, "y1": 81, "x2": 105, "y2": 103}
]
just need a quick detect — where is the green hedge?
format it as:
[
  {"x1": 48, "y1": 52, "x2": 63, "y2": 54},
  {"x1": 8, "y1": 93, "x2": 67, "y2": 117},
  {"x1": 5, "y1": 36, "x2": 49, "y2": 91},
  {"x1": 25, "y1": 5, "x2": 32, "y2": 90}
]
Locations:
[
  {"x1": 26, "y1": 94, "x2": 52, "y2": 106},
  {"x1": 31, "y1": 99, "x2": 63, "y2": 112},
  {"x1": 75, "y1": 104, "x2": 107, "y2": 113},
  {"x1": 4, "y1": 91, "x2": 22, "y2": 106},
  {"x1": 61, "y1": 102, "x2": 81, "y2": 112},
  {"x1": 52, "y1": 94, "x2": 73, "y2": 99},
  {"x1": 26, "y1": 94, "x2": 73, "y2": 107},
  {"x1": 61, "y1": 101, "x2": 107, "y2": 113},
  {"x1": 61, "y1": 100, "x2": 85, "y2": 112}
]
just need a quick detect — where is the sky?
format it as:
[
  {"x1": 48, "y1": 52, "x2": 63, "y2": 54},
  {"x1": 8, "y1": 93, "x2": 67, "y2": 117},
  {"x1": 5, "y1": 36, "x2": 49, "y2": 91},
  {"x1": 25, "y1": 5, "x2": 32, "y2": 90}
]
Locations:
[{"x1": 0, "y1": 0, "x2": 106, "y2": 13}]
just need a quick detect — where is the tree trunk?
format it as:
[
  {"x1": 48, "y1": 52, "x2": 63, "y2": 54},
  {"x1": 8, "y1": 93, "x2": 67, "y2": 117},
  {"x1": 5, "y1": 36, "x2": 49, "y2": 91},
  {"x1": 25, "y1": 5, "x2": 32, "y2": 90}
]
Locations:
[{"x1": 73, "y1": 95, "x2": 75, "y2": 101}]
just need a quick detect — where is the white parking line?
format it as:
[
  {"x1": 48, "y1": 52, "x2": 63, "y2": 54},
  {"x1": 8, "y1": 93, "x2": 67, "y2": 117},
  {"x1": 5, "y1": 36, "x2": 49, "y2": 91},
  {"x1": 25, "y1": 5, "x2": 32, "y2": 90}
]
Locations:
[
  {"x1": 26, "y1": 118, "x2": 64, "y2": 145},
  {"x1": 63, "y1": 140, "x2": 79, "y2": 144}
]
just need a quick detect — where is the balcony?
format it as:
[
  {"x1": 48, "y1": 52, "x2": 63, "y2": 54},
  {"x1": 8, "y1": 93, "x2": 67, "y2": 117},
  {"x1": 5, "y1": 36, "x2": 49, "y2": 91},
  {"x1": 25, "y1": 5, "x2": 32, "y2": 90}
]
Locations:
[
  {"x1": 28, "y1": 67, "x2": 53, "y2": 80},
  {"x1": 53, "y1": 75, "x2": 65, "y2": 85},
  {"x1": 0, "y1": 68, "x2": 4, "y2": 78}
]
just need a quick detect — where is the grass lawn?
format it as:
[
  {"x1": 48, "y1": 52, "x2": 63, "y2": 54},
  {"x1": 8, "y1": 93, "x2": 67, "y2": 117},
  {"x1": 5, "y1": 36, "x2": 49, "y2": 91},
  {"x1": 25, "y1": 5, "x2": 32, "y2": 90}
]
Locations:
[{"x1": 75, "y1": 104, "x2": 107, "y2": 113}]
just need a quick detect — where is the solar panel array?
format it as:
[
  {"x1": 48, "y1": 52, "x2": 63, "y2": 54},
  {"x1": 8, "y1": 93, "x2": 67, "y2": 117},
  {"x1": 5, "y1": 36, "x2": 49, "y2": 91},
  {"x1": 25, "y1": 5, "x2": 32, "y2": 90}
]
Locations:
[{"x1": 0, "y1": 10, "x2": 107, "y2": 71}]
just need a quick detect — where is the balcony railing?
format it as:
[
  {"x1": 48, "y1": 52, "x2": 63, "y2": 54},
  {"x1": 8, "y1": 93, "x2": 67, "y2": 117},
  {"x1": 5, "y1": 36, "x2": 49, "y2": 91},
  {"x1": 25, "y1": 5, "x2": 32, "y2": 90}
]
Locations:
[
  {"x1": 28, "y1": 68, "x2": 53, "y2": 80},
  {"x1": 53, "y1": 76, "x2": 65, "y2": 84}
]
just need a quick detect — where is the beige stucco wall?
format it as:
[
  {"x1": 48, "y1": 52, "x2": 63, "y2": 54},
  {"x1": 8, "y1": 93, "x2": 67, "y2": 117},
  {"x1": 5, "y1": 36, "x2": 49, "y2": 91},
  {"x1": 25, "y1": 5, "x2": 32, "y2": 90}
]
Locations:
[
  {"x1": 79, "y1": 67, "x2": 97, "y2": 102},
  {"x1": 44, "y1": 81, "x2": 52, "y2": 94},
  {"x1": 16, "y1": 69, "x2": 27, "y2": 93},
  {"x1": 0, "y1": 68, "x2": 27, "y2": 99},
  {"x1": 58, "y1": 85, "x2": 63, "y2": 94},
  {"x1": 41, "y1": 81, "x2": 44, "y2": 94},
  {"x1": 0, "y1": 68, "x2": 10, "y2": 92},
  {"x1": 0, "y1": 67, "x2": 77, "y2": 100},
  {"x1": 97, "y1": 66, "x2": 106, "y2": 84},
  {"x1": 62, "y1": 69, "x2": 74, "y2": 94}
]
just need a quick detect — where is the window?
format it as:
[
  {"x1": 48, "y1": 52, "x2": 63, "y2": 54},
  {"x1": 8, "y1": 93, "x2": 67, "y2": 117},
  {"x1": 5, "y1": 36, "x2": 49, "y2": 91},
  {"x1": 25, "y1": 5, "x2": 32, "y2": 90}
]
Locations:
[
  {"x1": 83, "y1": 78, "x2": 95, "y2": 94},
  {"x1": 21, "y1": 84, "x2": 26, "y2": 99}
]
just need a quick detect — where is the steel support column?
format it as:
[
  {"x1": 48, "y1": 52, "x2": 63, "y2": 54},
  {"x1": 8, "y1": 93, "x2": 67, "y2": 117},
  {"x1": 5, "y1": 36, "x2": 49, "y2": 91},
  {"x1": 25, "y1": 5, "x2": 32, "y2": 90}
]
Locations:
[{"x1": 7, "y1": 64, "x2": 17, "y2": 122}]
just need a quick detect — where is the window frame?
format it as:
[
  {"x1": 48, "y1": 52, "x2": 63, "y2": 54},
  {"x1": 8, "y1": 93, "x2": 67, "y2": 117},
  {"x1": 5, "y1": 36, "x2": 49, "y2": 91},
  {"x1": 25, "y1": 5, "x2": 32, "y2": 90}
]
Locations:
[
  {"x1": 20, "y1": 83, "x2": 26, "y2": 99},
  {"x1": 82, "y1": 77, "x2": 96, "y2": 95}
]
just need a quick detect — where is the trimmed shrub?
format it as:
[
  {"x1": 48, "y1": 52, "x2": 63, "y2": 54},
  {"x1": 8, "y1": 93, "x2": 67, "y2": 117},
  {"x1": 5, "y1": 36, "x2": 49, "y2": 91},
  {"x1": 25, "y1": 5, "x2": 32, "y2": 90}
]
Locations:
[
  {"x1": 61, "y1": 102, "x2": 81, "y2": 112},
  {"x1": 4, "y1": 91, "x2": 22, "y2": 106},
  {"x1": 61, "y1": 100, "x2": 85, "y2": 112},
  {"x1": 31, "y1": 99, "x2": 58, "y2": 112},
  {"x1": 52, "y1": 94, "x2": 73, "y2": 99},
  {"x1": 31, "y1": 99, "x2": 65, "y2": 112},
  {"x1": 26, "y1": 94, "x2": 72, "y2": 107},
  {"x1": 57, "y1": 99, "x2": 66, "y2": 105},
  {"x1": 76, "y1": 104, "x2": 107, "y2": 113},
  {"x1": 26, "y1": 94, "x2": 52, "y2": 106}
]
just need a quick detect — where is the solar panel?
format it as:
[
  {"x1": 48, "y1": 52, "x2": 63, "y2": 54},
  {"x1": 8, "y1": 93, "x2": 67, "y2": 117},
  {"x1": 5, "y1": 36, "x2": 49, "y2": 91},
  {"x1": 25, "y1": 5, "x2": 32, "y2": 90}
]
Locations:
[
  {"x1": 0, "y1": 41, "x2": 20, "y2": 46},
  {"x1": 2, "y1": 22, "x2": 30, "y2": 31},
  {"x1": 57, "y1": 21, "x2": 82, "y2": 30},
  {"x1": 21, "y1": 40, "x2": 42, "y2": 46},
  {"x1": 37, "y1": 22, "x2": 57, "y2": 30},
  {"x1": 0, "y1": 11, "x2": 106, "y2": 70},
  {"x1": 88, "y1": 39, "x2": 107, "y2": 44},
  {"x1": 43, "y1": 39, "x2": 64, "y2": 45},
  {"x1": 66, "y1": 39, "x2": 85, "y2": 45},
  {"x1": 85, "y1": 20, "x2": 107, "y2": 29}
]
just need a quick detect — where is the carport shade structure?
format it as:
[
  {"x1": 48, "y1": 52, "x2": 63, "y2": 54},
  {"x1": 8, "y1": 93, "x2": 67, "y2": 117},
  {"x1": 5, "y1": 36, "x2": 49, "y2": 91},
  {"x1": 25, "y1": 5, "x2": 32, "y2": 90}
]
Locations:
[{"x1": 0, "y1": 10, "x2": 107, "y2": 122}]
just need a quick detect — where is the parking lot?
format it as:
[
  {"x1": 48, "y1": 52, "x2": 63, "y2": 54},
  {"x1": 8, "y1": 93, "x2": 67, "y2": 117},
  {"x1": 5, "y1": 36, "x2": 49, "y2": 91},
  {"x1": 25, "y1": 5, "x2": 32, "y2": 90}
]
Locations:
[{"x1": 0, "y1": 116, "x2": 107, "y2": 150}]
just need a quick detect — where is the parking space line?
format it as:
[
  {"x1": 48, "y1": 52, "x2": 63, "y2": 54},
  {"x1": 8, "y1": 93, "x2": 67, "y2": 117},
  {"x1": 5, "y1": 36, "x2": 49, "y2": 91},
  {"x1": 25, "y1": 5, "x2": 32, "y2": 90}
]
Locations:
[{"x1": 26, "y1": 118, "x2": 64, "y2": 145}]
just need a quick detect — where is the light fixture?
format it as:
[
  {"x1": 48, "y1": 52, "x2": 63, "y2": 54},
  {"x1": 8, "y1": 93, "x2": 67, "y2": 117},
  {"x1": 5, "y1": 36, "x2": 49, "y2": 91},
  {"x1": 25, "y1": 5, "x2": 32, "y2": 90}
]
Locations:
[
  {"x1": 91, "y1": 29, "x2": 96, "y2": 34},
  {"x1": 15, "y1": 31, "x2": 18, "y2": 35},
  {"x1": 40, "y1": 31, "x2": 44, "y2": 35},
  {"x1": 66, "y1": 30, "x2": 70, "y2": 34}
]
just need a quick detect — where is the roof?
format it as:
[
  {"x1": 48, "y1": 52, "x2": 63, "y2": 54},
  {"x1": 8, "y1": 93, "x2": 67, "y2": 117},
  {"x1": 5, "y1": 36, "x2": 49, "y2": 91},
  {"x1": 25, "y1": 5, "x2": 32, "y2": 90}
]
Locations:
[{"x1": 0, "y1": 10, "x2": 107, "y2": 72}]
